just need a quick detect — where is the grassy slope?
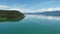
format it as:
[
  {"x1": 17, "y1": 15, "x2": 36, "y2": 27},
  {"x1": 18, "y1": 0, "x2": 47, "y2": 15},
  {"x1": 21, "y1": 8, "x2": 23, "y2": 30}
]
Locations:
[{"x1": 0, "y1": 10, "x2": 25, "y2": 22}]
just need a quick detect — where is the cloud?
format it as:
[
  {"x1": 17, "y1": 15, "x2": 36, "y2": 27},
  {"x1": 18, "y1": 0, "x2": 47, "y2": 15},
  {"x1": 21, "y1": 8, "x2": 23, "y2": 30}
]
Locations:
[
  {"x1": 37, "y1": 7, "x2": 60, "y2": 12},
  {"x1": 0, "y1": 5, "x2": 60, "y2": 13},
  {"x1": 3, "y1": 7, "x2": 60, "y2": 13},
  {"x1": 7, "y1": 8, "x2": 37, "y2": 13},
  {"x1": 0, "y1": 5, "x2": 8, "y2": 9}
]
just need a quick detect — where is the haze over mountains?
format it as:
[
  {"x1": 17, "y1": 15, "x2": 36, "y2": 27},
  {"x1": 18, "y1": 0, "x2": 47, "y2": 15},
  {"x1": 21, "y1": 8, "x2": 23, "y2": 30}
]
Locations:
[{"x1": 24, "y1": 11, "x2": 60, "y2": 16}]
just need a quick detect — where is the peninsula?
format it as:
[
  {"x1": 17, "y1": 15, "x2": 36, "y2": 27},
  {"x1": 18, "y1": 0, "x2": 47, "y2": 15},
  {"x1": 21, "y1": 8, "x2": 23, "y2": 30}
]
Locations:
[{"x1": 0, "y1": 10, "x2": 25, "y2": 22}]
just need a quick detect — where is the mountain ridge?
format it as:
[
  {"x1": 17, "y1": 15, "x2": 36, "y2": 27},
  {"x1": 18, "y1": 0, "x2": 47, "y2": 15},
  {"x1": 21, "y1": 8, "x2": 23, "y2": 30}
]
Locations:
[{"x1": 24, "y1": 11, "x2": 60, "y2": 16}]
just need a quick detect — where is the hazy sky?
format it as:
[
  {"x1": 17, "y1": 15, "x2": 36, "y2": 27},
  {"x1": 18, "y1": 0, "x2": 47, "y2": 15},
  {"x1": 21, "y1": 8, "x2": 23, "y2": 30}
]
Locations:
[{"x1": 0, "y1": 0, "x2": 60, "y2": 13}]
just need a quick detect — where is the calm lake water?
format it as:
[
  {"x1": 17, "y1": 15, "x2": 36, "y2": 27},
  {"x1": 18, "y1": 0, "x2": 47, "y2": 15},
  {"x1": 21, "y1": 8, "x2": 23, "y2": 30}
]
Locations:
[{"x1": 0, "y1": 15, "x2": 60, "y2": 34}]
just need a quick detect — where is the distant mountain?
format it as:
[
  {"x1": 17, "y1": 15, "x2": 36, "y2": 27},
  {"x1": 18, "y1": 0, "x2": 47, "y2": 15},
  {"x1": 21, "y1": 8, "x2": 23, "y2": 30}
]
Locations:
[
  {"x1": 38, "y1": 11, "x2": 60, "y2": 16},
  {"x1": 24, "y1": 11, "x2": 60, "y2": 16}
]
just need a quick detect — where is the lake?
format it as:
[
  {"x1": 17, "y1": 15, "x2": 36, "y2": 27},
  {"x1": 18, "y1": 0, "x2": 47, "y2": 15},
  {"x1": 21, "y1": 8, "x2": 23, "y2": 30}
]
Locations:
[{"x1": 0, "y1": 14, "x2": 60, "y2": 34}]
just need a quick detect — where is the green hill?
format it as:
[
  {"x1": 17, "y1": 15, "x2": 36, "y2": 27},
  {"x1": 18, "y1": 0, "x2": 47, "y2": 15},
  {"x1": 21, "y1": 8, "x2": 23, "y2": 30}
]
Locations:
[{"x1": 0, "y1": 10, "x2": 25, "y2": 22}]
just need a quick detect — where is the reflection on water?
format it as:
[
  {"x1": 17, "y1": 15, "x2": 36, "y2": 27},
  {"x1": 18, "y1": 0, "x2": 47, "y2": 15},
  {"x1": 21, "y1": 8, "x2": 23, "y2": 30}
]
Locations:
[
  {"x1": 0, "y1": 14, "x2": 60, "y2": 34},
  {"x1": 25, "y1": 15, "x2": 60, "y2": 20},
  {"x1": 0, "y1": 15, "x2": 25, "y2": 22}
]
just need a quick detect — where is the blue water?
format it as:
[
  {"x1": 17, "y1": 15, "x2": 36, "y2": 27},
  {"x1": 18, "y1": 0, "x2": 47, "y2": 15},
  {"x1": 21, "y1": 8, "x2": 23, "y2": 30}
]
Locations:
[{"x1": 0, "y1": 15, "x2": 60, "y2": 34}]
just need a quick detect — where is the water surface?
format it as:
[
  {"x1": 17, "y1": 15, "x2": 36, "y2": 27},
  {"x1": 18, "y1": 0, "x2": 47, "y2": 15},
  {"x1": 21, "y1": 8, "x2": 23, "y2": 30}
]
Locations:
[{"x1": 0, "y1": 15, "x2": 60, "y2": 34}]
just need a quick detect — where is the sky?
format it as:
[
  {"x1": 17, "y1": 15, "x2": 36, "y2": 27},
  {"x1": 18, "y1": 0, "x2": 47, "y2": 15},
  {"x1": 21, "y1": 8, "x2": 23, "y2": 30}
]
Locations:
[{"x1": 0, "y1": 0, "x2": 60, "y2": 13}]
